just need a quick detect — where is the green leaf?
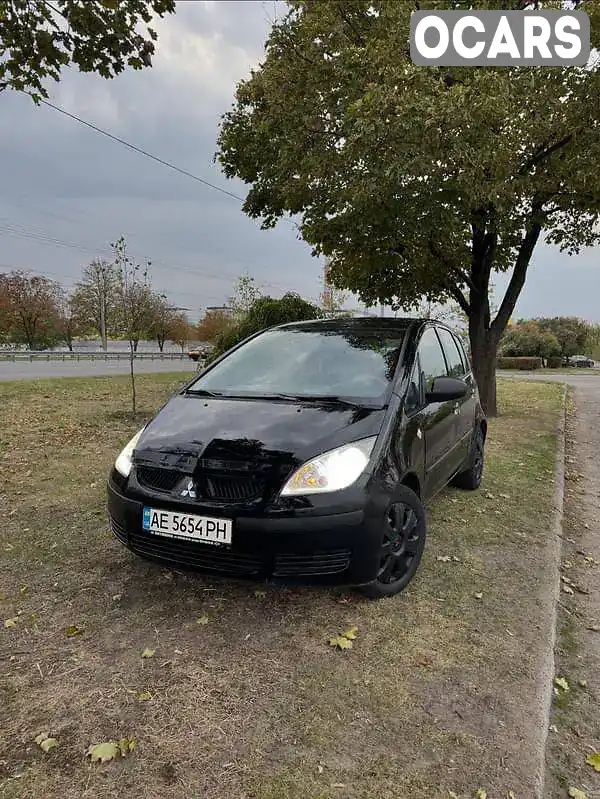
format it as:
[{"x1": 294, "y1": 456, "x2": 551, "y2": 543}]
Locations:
[
  {"x1": 195, "y1": 614, "x2": 209, "y2": 626},
  {"x1": 65, "y1": 624, "x2": 83, "y2": 637},
  {"x1": 554, "y1": 676, "x2": 570, "y2": 692},
  {"x1": 137, "y1": 691, "x2": 152, "y2": 701},
  {"x1": 141, "y1": 648, "x2": 155, "y2": 658},
  {"x1": 341, "y1": 625, "x2": 358, "y2": 640},
  {"x1": 586, "y1": 751, "x2": 600, "y2": 771},
  {"x1": 87, "y1": 741, "x2": 120, "y2": 764},
  {"x1": 568, "y1": 788, "x2": 588, "y2": 799},
  {"x1": 4, "y1": 618, "x2": 18, "y2": 629},
  {"x1": 329, "y1": 635, "x2": 352, "y2": 651}
]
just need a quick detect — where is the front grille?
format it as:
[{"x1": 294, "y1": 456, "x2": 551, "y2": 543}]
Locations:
[
  {"x1": 109, "y1": 516, "x2": 128, "y2": 544},
  {"x1": 273, "y1": 550, "x2": 351, "y2": 577},
  {"x1": 137, "y1": 466, "x2": 181, "y2": 493},
  {"x1": 129, "y1": 531, "x2": 263, "y2": 576},
  {"x1": 136, "y1": 465, "x2": 265, "y2": 502},
  {"x1": 199, "y1": 474, "x2": 264, "y2": 502}
]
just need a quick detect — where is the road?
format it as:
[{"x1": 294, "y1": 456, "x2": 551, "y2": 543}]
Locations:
[
  {"x1": 500, "y1": 370, "x2": 600, "y2": 794},
  {"x1": 0, "y1": 359, "x2": 199, "y2": 381}
]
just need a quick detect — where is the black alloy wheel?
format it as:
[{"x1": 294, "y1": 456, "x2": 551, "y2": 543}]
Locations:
[{"x1": 359, "y1": 485, "x2": 427, "y2": 599}]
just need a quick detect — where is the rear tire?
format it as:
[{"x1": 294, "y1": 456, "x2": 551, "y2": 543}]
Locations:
[
  {"x1": 358, "y1": 484, "x2": 427, "y2": 599},
  {"x1": 451, "y1": 427, "x2": 485, "y2": 491}
]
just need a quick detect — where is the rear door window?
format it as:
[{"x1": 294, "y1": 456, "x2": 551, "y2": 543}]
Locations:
[{"x1": 436, "y1": 327, "x2": 465, "y2": 379}]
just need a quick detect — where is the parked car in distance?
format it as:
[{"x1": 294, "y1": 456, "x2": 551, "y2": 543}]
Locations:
[
  {"x1": 568, "y1": 355, "x2": 595, "y2": 368},
  {"x1": 107, "y1": 318, "x2": 486, "y2": 598}
]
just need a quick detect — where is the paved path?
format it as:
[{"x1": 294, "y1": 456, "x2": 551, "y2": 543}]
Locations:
[
  {"x1": 500, "y1": 371, "x2": 600, "y2": 795},
  {"x1": 0, "y1": 359, "x2": 198, "y2": 381}
]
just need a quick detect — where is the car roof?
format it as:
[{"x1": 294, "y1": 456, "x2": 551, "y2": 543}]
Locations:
[{"x1": 272, "y1": 316, "x2": 427, "y2": 333}]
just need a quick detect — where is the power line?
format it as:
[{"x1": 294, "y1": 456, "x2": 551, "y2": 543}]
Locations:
[{"x1": 39, "y1": 99, "x2": 245, "y2": 203}]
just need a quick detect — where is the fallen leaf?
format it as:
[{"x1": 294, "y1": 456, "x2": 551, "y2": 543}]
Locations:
[
  {"x1": 474, "y1": 592, "x2": 483, "y2": 600},
  {"x1": 568, "y1": 788, "x2": 587, "y2": 799},
  {"x1": 562, "y1": 585, "x2": 575, "y2": 595},
  {"x1": 329, "y1": 635, "x2": 352, "y2": 651},
  {"x1": 549, "y1": 724, "x2": 558, "y2": 733},
  {"x1": 137, "y1": 691, "x2": 152, "y2": 701},
  {"x1": 35, "y1": 732, "x2": 58, "y2": 752},
  {"x1": 112, "y1": 594, "x2": 122, "y2": 602},
  {"x1": 341, "y1": 625, "x2": 358, "y2": 640},
  {"x1": 499, "y1": 493, "x2": 510, "y2": 499},
  {"x1": 437, "y1": 555, "x2": 452, "y2": 562},
  {"x1": 4, "y1": 618, "x2": 18, "y2": 628},
  {"x1": 579, "y1": 679, "x2": 587, "y2": 688},
  {"x1": 87, "y1": 741, "x2": 120, "y2": 764},
  {"x1": 554, "y1": 676, "x2": 570, "y2": 692},
  {"x1": 196, "y1": 614, "x2": 209, "y2": 626},
  {"x1": 586, "y1": 752, "x2": 600, "y2": 772},
  {"x1": 507, "y1": 792, "x2": 516, "y2": 799},
  {"x1": 587, "y1": 624, "x2": 600, "y2": 632},
  {"x1": 141, "y1": 648, "x2": 155, "y2": 659},
  {"x1": 254, "y1": 590, "x2": 267, "y2": 597},
  {"x1": 65, "y1": 624, "x2": 83, "y2": 637},
  {"x1": 20, "y1": 584, "x2": 28, "y2": 593},
  {"x1": 475, "y1": 790, "x2": 487, "y2": 799},
  {"x1": 40, "y1": 737, "x2": 58, "y2": 753},
  {"x1": 448, "y1": 793, "x2": 459, "y2": 799},
  {"x1": 118, "y1": 737, "x2": 136, "y2": 755},
  {"x1": 575, "y1": 585, "x2": 591, "y2": 595}
]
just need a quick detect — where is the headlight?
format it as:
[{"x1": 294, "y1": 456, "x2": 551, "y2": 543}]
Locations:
[
  {"x1": 280, "y1": 437, "x2": 377, "y2": 496},
  {"x1": 114, "y1": 428, "x2": 145, "y2": 478}
]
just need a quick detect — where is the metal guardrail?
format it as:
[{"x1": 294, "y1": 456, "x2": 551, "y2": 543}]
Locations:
[{"x1": 0, "y1": 350, "x2": 190, "y2": 362}]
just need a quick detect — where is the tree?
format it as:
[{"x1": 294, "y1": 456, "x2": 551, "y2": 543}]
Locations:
[
  {"x1": 0, "y1": 270, "x2": 62, "y2": 349},
  {"x1": 196, "y1": 309, "x2": 234, "y2": 343},
  {"x1": 0, "y1": 0, "x2": 176, "y2": 102},
  {"x1": 213, "y1": 292, "x2": 322, "y2": 357},
  {"x1": 168, "y1": 311, "x2": 193, "y2": 353},
  {"x1": 228, "y1": 274, "x2": 262, "y2": 320},
  {"x1": 147, "y1": 292, "x2": 175, "y2": 352},
  {"x1": 71, "y1": 259, "x2": 119, "y2": 350},
  {"x1": 55, "y1": 293, "x2": 82, "y2": 351},
  {"x1": 500, "y1": 320, "x2": 560, "y2": 360},
  {"x1": 216, "y1": 1, "x2": 600, "y2": 416},
  {"x1": 113, "y1": 236, "x2": 154, "y2": 417},
  {"x1": 535, "y1": 316, "x2": 589, "y2": 359},
  {"x1": 585, "y1": 323, "x2": 600, "y2": 360}
]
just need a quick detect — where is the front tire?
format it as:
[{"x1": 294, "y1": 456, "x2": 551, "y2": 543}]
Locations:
[
  {"x1": 358, "y1": 485, "x2": 427, "y2": 599},
  {"x1": 451, "y1": 426, "x2": 485, "y2": 491}
]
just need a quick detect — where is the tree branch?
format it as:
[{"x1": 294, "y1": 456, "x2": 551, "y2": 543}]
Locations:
[
  {"x1": 491, "y1": 199, "x2": 545, "y2": 337},
  {"x1": 519, "y1": 128, "x2": 585, "y2": 176},
  {"x1": 444, "y1": 281, "x2": 470, "y2": 316}
]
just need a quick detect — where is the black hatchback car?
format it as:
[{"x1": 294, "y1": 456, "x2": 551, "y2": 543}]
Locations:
[{"x1": 107, "y1": 318, "x2": 486, "y2": 598}]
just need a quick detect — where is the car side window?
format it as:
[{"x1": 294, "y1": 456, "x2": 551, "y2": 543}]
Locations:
[
  {"x1": 437, "y1": 327, "x2": 465, "y2": 379},
  {"x1": 453, "y1": 333, "x2": 471, "y2": 375},
  {"x1": 417, "y1": 327, "x2": 448, "y2": 393},
  {"x1": 404, "y1": 354, "x2": 422, "y2": 414}
]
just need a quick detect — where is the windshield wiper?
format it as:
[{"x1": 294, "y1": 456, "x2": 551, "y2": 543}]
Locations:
[{"x1": 184, "y1": 388, "x2": 226, "y2": 397}]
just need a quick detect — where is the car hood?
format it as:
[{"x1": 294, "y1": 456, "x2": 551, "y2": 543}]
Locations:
[{"x1": 134, "y1": 394, "x2": 386, "y2": 473}]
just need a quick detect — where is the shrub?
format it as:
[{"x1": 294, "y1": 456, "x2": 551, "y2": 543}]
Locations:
[
  {"x1": 497, "y1": 356, "x2": 543, "y2": 370},
  {"x1": 546, "y1": 356, "x2": 563, "y2": 368}
]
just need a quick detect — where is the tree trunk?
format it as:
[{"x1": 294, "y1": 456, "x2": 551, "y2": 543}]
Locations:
[
  {"x1": 133, "y1": 338, "x2": 139, "y2": 352},
  {"x1": 469, "y1": 307, "x2": 499, "y2": 418},
  {"x1": 129, "y1": 344, "x2": 136, "y2": 419},
  {"x1": 158, "y1": 337, "x2": 164, "y2": 353}
]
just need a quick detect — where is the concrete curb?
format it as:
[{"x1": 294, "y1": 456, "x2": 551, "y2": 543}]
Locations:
[{"x1": 534, "y1": 383, "x2": 568, "y2": 798}]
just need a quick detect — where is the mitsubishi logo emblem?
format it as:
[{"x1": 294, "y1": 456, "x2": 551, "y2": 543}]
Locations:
[{"x1": 180, "y1": 479, "x2": 197, "y2": 499}]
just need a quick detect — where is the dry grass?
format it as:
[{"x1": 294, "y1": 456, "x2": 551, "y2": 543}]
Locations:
[{"x1": 0, "y1": 374, "x2": 563, "y2": 799}]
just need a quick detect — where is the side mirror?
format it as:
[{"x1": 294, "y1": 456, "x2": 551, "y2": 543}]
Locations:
[{"x1": 425, "y1": 376, "x2": 468, "y2": 403}]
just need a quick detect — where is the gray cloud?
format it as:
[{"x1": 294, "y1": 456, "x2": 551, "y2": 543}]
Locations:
[{"x1": 0, "y1": 0, "x2": 597, "y2": 323}]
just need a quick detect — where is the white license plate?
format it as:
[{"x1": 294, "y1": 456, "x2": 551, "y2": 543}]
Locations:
[{"x1": 142, "y1": 506, "x2": 232, "y2": 546}]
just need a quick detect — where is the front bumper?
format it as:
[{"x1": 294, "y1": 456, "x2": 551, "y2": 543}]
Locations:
[{"x1": 107, "y1": 478, "x2": 384, "y2": 586}]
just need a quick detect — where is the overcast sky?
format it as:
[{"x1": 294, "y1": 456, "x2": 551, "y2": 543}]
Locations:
[{"x1": 0, "y1": 0, "x2": 597, "y2": 323}]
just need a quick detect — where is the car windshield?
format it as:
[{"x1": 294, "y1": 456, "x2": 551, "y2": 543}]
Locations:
[{"x1": 187, "y1": 326, "x2": 406, "y2": 404}]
